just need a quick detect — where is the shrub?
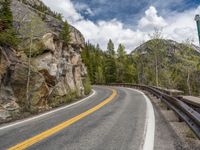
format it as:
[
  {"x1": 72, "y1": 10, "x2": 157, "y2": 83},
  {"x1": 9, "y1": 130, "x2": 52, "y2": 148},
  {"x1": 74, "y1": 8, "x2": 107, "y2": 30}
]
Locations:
[
  {"x1": 0, "y1": 29, "x2": 19, "y2": 46},
  {"x1": 83, "y1": 76, "x2": 91, "y2": 95},
  {"x1": 0, "y1": 0, "x2": 19, "y2": 47}
]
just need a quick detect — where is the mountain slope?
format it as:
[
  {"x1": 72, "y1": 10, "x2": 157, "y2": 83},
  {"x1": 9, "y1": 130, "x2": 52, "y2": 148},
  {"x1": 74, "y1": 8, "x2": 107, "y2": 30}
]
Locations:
[
  {"x1": 132, "y1": 39, "x2": 200, "y2": 55},
  {"x1": 131, "y1": 39, "x2": 200, "y2": 95}
]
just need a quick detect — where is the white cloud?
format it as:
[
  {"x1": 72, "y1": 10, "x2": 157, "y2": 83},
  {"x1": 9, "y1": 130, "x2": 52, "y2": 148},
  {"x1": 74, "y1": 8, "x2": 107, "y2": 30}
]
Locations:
[
  {"x1": 138, "y1": 6, "x2": 167, "y2": 31},
  {"x1": 163, "y1": 6, "x2": 200, "y2": 44},
  {"x1": 42, "y1": 0, "x2": 82, "y2": 23},
  {"x1": 42, "y1": 0, "x2": 200, "y2": 53},
  {"x1": 74, "y1": 19, "x2": 148, "y2": 51},
  {"x1": 74, "y1": 2, "x2": 94, "y2": 16}
]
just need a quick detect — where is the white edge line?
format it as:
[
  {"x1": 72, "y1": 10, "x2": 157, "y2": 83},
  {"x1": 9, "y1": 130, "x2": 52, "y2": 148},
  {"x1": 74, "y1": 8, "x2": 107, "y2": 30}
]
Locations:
[
  {"x1": 127, "y1": 88, "x2": 155, "y2": 150},
  {"x1": 0, "y1": 89, "x2": 96, "y2": 130}
]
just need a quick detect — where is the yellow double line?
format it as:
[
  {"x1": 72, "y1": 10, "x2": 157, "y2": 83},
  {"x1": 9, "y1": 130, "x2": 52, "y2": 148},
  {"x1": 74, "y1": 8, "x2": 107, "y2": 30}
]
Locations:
[{"x1": 8, "y1": 89, "x2": 117, "y2": 150}]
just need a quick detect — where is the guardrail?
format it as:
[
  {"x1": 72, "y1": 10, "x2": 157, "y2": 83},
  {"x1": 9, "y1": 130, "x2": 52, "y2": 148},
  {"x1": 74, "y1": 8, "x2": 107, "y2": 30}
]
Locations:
[
  {"x1": 107, "y1": 83, "x2": 200, "y2": 140},
  {"x1": 149, "y1": 86, "x2": 184, "y2": 96},
  {"x1": 178, "y1": 96, "x2": 200, "y2": 108}
]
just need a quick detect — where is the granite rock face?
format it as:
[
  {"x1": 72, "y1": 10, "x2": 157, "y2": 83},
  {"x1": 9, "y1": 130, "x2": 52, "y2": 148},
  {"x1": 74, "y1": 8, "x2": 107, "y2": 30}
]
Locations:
[
  {"x1": 0, "y1": 0, "x2": 88, "y2": 122},
  {"x1": 32, "y1": 33, "x2": 87, "y2": 102}
]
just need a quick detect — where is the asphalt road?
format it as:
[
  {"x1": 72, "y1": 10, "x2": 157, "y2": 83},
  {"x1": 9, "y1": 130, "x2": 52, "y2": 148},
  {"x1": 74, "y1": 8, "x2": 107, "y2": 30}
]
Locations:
[{"x1": 0, "y1": 86, "x2": 182, "y2": 150}]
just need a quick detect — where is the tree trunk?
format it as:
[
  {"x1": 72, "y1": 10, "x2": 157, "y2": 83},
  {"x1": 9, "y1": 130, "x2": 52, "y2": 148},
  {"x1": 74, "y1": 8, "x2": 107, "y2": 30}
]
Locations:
[
  {"x1": 155, "y1": 55, "x2": 159, "y2": 87},
  {"x1": 187, "y1": 70, "x2": 191, "y2": 95},
  {"x1": 26, "y1": 31, "x2": 33, "y2": 111},
  {"x1": 137, "y1": 65, "x2": 140, "y2": 84}
]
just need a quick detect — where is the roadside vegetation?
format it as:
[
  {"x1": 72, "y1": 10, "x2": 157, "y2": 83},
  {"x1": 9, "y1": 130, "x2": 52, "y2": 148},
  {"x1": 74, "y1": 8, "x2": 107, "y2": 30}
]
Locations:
[
  {"x1": 83, "y1": 76, "x2": 92, "y2": 95},
  {"x1": 81, "y1": 40, "x2": 137, "y2": 85},
  {"x1": 81, "y1": 32, "x2": 200, "y2": 96}
]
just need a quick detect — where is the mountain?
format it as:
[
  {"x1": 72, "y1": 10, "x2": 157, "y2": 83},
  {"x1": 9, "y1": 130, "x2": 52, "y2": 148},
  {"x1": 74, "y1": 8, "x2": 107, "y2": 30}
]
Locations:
[
  {"x1": 132, "y1": 39, "x2": 200, "y2": 55},
  {"x1": 0, "y1": 0, "x2": 90, "y2": 122},
  {"x1": 191, "y1": 44, "x2": 200, "y2": 53},
  {"x1": 131, "y1": 39, "x2": 200, "y2": 95}
]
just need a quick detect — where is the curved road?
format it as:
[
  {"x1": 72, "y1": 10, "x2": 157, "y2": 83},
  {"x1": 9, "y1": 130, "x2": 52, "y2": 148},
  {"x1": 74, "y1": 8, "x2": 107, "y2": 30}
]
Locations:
[{"x1": 0, "y1": 86, "x2": 182, "y2": 150}]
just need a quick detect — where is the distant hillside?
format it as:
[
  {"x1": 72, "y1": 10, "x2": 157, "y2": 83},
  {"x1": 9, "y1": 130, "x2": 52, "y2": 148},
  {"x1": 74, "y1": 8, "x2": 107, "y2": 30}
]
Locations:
[
  {"x1": 131, "y1": 39, "x2": 200, "y2": 95},
  {"x1": 132, "y1": 39, "x2": 200, "y2": 55}
]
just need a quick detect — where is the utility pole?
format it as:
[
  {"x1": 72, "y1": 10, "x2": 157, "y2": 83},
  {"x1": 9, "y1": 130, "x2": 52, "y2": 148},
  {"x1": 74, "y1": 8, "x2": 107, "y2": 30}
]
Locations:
[{"x1": 195, "y1": 14, "x2": 200, "y2": 45}]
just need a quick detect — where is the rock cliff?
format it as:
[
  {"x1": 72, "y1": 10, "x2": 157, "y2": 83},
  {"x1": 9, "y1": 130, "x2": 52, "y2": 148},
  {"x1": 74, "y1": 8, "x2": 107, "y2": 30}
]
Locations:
[{"x1": 0, "y1": 0, "x2": 89, "y2": 122}]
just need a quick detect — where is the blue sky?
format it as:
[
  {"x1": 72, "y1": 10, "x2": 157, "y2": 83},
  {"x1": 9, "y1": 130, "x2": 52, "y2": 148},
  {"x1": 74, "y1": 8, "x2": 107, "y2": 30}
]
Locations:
[
  {"x1": 72, "y1": 0, "x2": 199, "y2": 26},
  {"x1": 42, "y1": 0, "x2": 200, "y2": 52}
]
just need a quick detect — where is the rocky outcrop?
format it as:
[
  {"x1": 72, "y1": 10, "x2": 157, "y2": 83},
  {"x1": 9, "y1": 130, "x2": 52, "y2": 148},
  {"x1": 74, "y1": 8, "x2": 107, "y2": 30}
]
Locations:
[
  {"x1": 0, "y1": 47, "x2": 20, "y2": 121},
  {"x1": 32, "y1": 33, "x2": 87, "y2": 103},
  {"x1": 0, "y1": 0, "x2": 88, "y2": 122},
  {"x1": 0, "y1": 45, "x2": 50, "y2": 121}
]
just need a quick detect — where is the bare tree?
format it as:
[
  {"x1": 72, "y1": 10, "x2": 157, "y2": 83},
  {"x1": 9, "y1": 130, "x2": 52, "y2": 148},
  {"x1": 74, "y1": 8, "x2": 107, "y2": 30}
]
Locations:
[
  {"x1": 19, "y1": 15, "x2": 46, "y2": 110},
  {"x1": 183, "y1": 39, "x2": 196, "y2": 95},
  {"x1": 148, "y1": 28, "x2": 164, "y2": 87}
]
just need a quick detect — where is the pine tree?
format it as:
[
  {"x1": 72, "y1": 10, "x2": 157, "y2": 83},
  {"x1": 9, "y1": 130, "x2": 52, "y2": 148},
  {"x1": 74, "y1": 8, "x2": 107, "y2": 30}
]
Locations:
[
  {"x1": 60, "y1": 21, "x2": 71, "y2": 45},
  {"x1": 0, "y1": 0, "x2": 12, "y2": 28},
  {"x1": 116, "y1": 44, "x2": 127, "y2": 83},
  {"x1": 105, "y1": 57, "x2": 117, "y2": 83},
  {"x1": 117, "y1": 43, "x2": 126, "y2": 59},
  {"x1": 56, "y1": 13, "x2": 63, "y2": 21},
  {"x1": 107, "y1": 39, "x2": 115, "y2": 57},
  {"x1": 0, "y1": 0, "x2": 19, "y2": 46},
  {"x1": 95, "y1": 66, "x2": 105, "y2": 84},
  {"x1": 81, "y1": 41, "x2": 137, "y2": 85}
]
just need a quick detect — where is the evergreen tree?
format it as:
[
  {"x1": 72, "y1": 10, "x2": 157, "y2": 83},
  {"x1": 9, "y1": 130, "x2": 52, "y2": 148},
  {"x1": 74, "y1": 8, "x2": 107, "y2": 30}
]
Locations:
[
  {"x1": 95, "y1": 66, "x2": 105, "y2": 84},
  {"x1": 60, "y1": 21, "x2": 71, "y2": 45},
  {"x1": 107, "y1": 39, "x2": 115, "y2": 57},
  {"x1": 105, "y1": 57, "x2": 117, "y2": 83},
  {"x1": 56, "y1": 13, "x2": 63, "y2": 21},
  {"x1": 105, "y1": 39, "x2": 117, "y2": 83},
  {"x1": 117, "y1": 43, "x2": 126, "y2": 59},
  {"x1": 116, "y1": 44, "x2": 126, "y2": 82},
  {"x1": 81, "y1": 41, "x2": 137, "y2": 84},
  {"x1": 0, "y1": 0, "x2": 19, "y2": 46},
  {"x1": 0, "y1": 0, "x2": 12, "y2": 28}
]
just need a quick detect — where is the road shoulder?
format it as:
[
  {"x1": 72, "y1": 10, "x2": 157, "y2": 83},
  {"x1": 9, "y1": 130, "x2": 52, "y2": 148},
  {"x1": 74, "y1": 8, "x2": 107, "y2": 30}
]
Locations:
[{"x1": 145, "y1": 91, "x2": 200, "y2": 150}]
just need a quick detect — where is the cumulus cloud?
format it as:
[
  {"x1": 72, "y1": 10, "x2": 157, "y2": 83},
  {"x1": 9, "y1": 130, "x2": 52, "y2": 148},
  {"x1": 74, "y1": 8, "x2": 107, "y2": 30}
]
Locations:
[
  {"x1": 42, "y1": 0, "x2": 200, "y2": 52},
  {"x1": 42, "y1": 0, "x2": 82, "y2": 23},
  {"x1": 138, "y1": 6, "x2": 167, "y2": 30},
  {"x1": 163, "y1": 6, "x2": 200, "y2": 44},
  {"x1": 74, "y1": 2, "x2": 95, "y2": 16},
  {"x1": 74, "y1": 19, "x2": 148, "y2": 51}
]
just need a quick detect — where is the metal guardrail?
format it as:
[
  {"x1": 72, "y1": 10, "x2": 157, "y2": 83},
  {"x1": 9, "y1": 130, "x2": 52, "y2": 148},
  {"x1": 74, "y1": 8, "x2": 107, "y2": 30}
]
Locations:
[
  {"x1": 178, "y1": 96, "x2": 200, "y2": 108},
  {"x1": 150, "y1": 86, "x2": 184, "y2": 96},
  {"x1": 107, "y1": 83, "x2": 200, "y2": 139}
]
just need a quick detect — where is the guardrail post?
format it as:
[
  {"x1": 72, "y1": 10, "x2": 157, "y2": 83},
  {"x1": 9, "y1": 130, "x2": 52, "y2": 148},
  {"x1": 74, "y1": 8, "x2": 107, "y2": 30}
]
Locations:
[{"x1": 178, "y1": 116, "x2": 183, "y2": 122}]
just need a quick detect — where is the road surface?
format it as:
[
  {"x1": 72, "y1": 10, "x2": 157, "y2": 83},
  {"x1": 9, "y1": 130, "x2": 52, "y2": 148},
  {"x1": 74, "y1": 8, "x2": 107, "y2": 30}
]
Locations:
[{"x1": 0, "y1": 86, "x2": 182, "y2": 150}]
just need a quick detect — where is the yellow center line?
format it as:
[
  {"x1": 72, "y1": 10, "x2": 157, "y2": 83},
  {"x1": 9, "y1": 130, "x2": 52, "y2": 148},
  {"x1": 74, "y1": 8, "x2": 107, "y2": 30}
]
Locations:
[{"x1": 8, "y1": 89, "x2": 117, "y2": 150}]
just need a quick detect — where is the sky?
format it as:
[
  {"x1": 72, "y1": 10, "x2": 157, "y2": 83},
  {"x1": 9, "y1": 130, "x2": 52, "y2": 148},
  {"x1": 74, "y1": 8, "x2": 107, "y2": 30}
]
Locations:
[{"x1": 42, "y1": 0, "x2": 200, "y2": 52}]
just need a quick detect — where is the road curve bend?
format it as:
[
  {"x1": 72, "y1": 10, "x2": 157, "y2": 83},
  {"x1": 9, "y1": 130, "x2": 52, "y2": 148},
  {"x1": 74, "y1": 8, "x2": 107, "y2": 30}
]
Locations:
[{"x1": 0, "y1": 86, "x2": 182, "y2": 150}]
